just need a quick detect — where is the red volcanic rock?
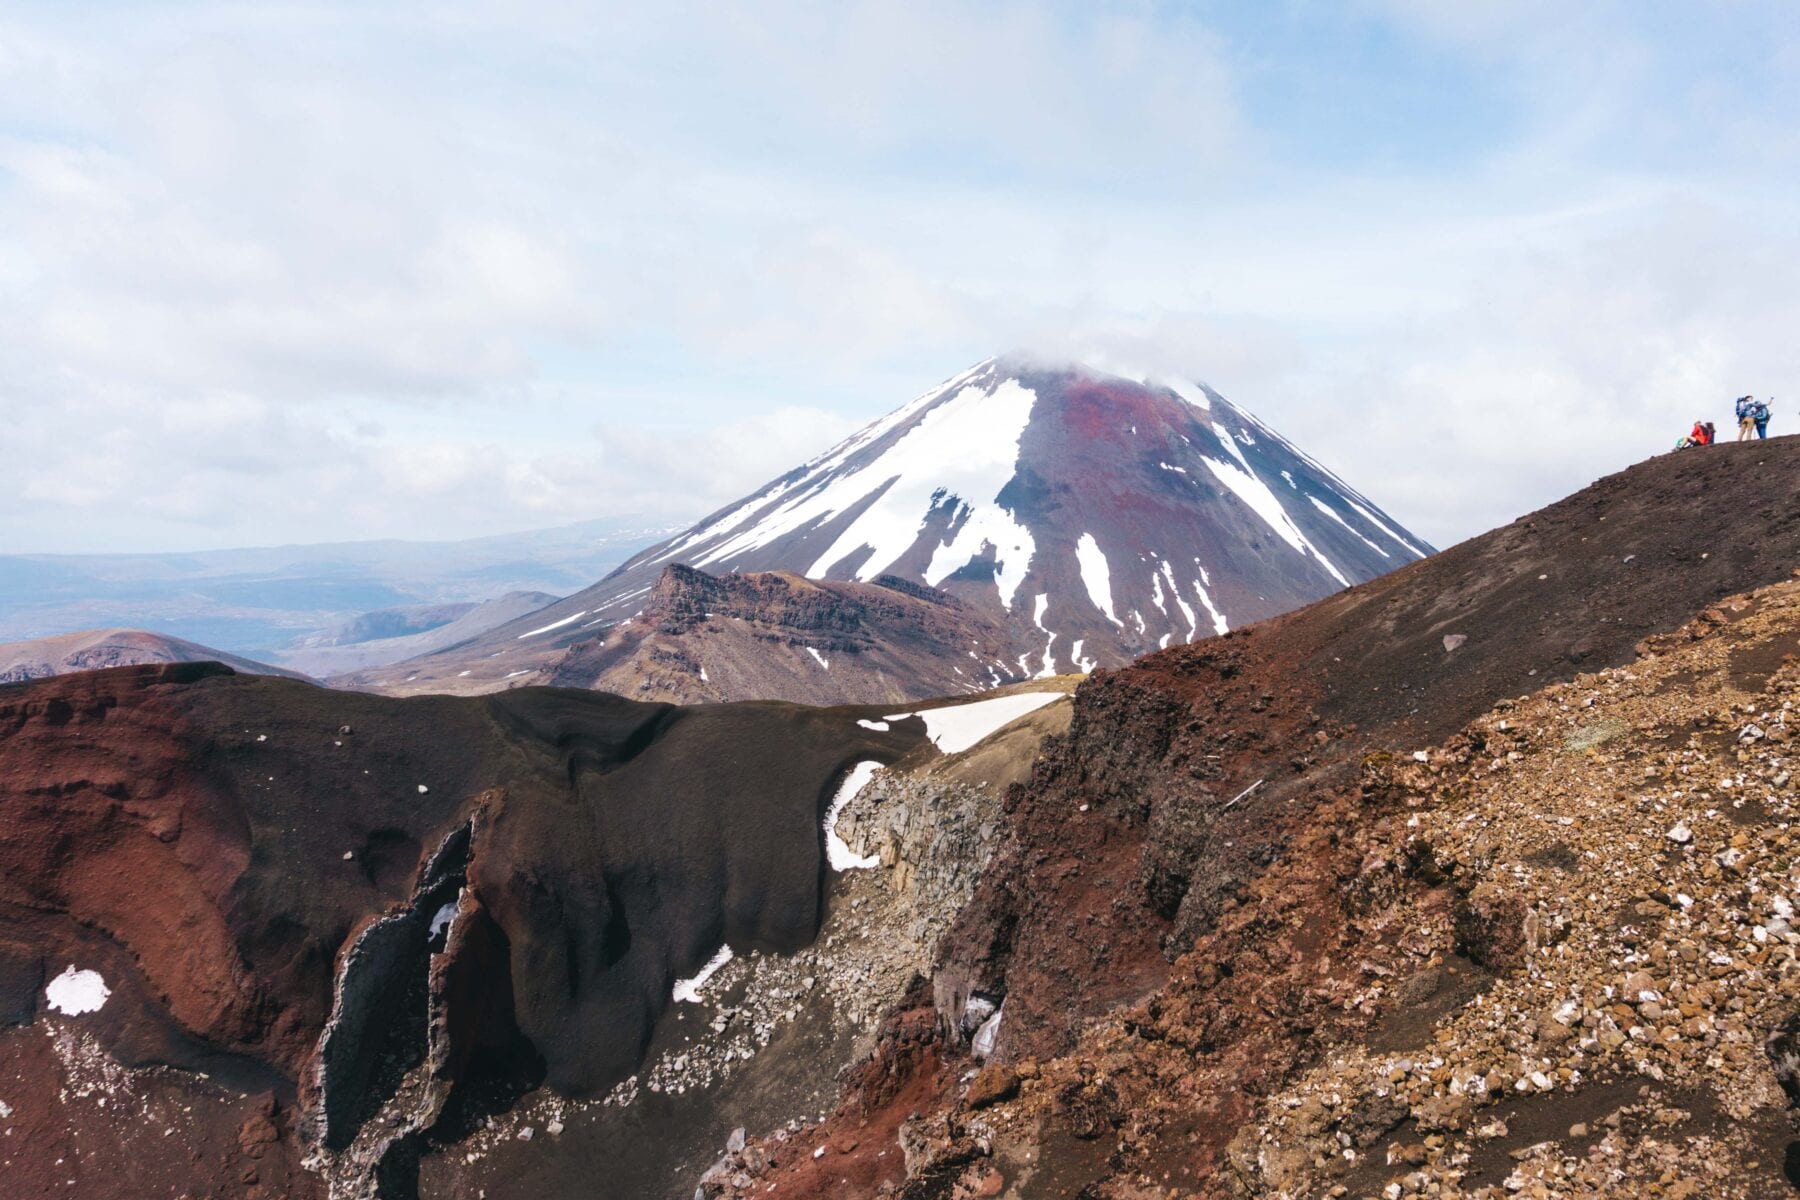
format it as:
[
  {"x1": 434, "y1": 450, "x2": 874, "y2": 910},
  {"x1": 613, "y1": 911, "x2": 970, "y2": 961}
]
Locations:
[
  {"x1": 733, "y1": 436, "x2": 1800, "y2": 1197},
  {"x1": 0, "y1": 660, "x2": 929, "y2": 1198},
  {"x1": 529, "y1": 565, "x2": 1024, "y2": 704},
  {"x1": 964, "y1": 1063, "x2": 1019, "y2": 1110}
]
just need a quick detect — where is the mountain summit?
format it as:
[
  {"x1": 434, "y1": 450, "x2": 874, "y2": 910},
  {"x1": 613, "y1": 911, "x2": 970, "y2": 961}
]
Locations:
[{"x1": 368, "y1": 357, "x2": 1430, "y2": 696}]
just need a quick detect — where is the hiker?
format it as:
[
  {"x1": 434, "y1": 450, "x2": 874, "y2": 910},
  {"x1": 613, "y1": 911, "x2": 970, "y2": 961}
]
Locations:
[
  {"x1": 1678, "y1": 419, "x2": 1715, "y2": 449},
  {"x1": 1754, "y1": 397, "x2": 1773, "y2": 439},
  {"x1": 1737, "y1": 395, "x2": 1758, "y2": 441}
]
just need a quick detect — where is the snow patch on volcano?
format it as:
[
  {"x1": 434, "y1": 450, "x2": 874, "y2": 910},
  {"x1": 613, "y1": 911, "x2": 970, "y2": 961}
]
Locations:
[
  {"x1": 1309, "y1": 496, "x2": 1391, "y2": 558},
  {"x1": 1200, "y1": 447, "x2": 1350, "y2": 588},
  {"x1": 1075, "y1": 533, "x2": 1122, "y2": 627},
  {"x1": 517, "y1": 610, "x2": 588, "y2": 639},
  {"x1": 665, "y1": 375, "x2": 1038, "y2": 609}
]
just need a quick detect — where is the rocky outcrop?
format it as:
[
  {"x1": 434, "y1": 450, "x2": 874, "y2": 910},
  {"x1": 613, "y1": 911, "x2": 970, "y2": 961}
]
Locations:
[
  {"x1": 832, "y1": 772, "x2": 1005, "y2": 956},
  {"x1": 524, "y1": 566, "x2": 1025, "y2": 705},
  {"x1": 723, "y1": 437, "x2": 1800, "y2": 1197}
]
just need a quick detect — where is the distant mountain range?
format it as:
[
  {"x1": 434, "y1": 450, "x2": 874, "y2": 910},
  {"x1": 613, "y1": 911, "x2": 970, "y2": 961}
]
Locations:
[
  {"x1": 268, "y1": 592, "x2": 560, "y2": 677},
  {"x1": 0, "y1": 517, "x2": 672, "y2": 658},
  {"x1": 0, "y1": 628, "x2": 304, "y2": 683},
  {"x1": 366, "y1": 356, "x2": 1430, "y2": 699}
]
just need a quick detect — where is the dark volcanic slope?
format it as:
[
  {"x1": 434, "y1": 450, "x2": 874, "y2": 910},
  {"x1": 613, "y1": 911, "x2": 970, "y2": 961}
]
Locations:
[
  {"x1": 0, "y1": 663, "x2": 925, "y2": 1197},
  {"x1": 726, "y1": 437, "x2": 1800, "y2": 1196},
  {"x1": 383, "y1": 357, "x2": 1429, "y2": 694},
  {"x1": 346, "y1": 565, "x2": 1026, "y2": 703},
  {"x1": 943, "y1": 437, "x2": 1800, "y2": 1057}
]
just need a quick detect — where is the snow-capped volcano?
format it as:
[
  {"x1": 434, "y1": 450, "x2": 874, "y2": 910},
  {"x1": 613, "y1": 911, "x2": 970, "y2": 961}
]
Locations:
[{"x1": 364, "y1": 357, "x2": 1430, "y2": 695}]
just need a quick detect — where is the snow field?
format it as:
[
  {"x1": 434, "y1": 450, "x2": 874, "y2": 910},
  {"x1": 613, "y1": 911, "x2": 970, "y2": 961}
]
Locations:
[{"x1": 885, "y1": 690, "x2": 1064, "y2": 754}]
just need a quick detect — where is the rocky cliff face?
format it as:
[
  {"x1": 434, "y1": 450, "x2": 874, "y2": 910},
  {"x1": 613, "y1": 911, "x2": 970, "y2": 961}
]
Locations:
[
  {"x1": 0, "y1": 664, "x2": 933, "y2": 1198},
  {"x1": 523, "y1": 566, "x2": 1025, "y2": 705},
  {"x1": 0, "y1": 656, "x2": 1076, "y2": 1199},
  {"x1": 708, "y1": 437, "x2": 1800, "y2": 1198}
]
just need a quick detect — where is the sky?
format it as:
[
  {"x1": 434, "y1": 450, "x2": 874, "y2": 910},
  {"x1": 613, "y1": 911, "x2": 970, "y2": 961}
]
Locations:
[{"x1": 4, "y1": 0, "x2": 1800, "y2": 555}]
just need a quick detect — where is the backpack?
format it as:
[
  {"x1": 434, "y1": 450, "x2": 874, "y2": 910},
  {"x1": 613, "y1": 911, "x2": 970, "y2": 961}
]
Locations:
[
  {"x1": 1753, "y1": 401, "x2": 1771, "y2": 422},
  {"x1": 1737, "y1": 396, "x2": 1754, "y2": 420}
]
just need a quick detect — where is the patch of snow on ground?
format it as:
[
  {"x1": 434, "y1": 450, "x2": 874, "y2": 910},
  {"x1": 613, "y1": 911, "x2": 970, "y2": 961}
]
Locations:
[
  {"x1": 1158, "y1": 462, "x2": 1188, "y2": 475},
  {"x1": 517, "y1": 610, "x2": 588, "y2": 639},
  {"x1": 647, "y1": 363, "x2": 996, "y2": 567},
  {"x1": 1192, "y1": 574, "x2": 1229, "y2": 635},
  {"x1": 1211, "y1": 422, "x2": 1256, "y2": 471},
  {"x1": 1075, "y1": 533, "x2": 1122, "y2": 626},
  {"x1": 1032, "y1": 593, "x2": 1050, "y2": 632},
  {"x1": 1164, "y1": 378, "x2": 1210, "y2": 409},
  {"x1": 886, "y1": 690, "x2": 1063, "y2": 754},
  {"x1": 429, "y1": 900, "x2": 457, "y2": 940},
  {"x1": 806, "y1": 646, "x2": 829, "y2": 669},
  {"x1": 675, "y1": 376, "x2": 1038, "y2": 609},
  {"x1": 46, "y1": 966, "x2": 109, "y2": 1015},
  {"x1": 672, "y1": 945, "x2": 735, "y2": 1004},
  {"x1": 1308, "y1": 495, "x2": 1390, "y2": 557},
  {"x1": 1037, "y1": 633, "x2": 1056, "y2": 679},
  {"x1": 1199, "y1": 450, "x2": 1350, "y2": 587},
  {"x1": 1071, "y1": 638, "x2": 1096, "y2": 673},
  {"x1": 824, "y1": 760, "x2": 884, "y2": 870},
  {"x1": 1160, "y1": 561, "x2": 1198, "y2": 640},
  {"x1": 1341, "y1": 496, "x2": 1431, "y2": 558},
  {"x1": 857, "y1": 719, "x2": 890, "y2": 731}
]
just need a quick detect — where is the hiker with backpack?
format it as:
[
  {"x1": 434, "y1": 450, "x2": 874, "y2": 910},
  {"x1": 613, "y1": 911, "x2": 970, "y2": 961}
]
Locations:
[
  {"x1": 1737, "y1": 395, "x2": 1759, "y2": 441},
  {"x1": 1678, "y1": 419, "x2": 1715, "y2": 449},
  {"x1": 1754, "y1": 398, "x2": 1773, "y2": 439}
]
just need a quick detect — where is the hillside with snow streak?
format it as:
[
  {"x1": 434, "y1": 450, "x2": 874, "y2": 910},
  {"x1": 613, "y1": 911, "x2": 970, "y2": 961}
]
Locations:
[{"x1": 365, "y1": 357, "x2": 1431, "y2": 697}]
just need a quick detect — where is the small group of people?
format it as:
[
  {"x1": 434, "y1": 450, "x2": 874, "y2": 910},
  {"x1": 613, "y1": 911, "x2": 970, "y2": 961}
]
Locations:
[{"x1": 1677, "y1": 395, "x2": 1774, "y2": 449}]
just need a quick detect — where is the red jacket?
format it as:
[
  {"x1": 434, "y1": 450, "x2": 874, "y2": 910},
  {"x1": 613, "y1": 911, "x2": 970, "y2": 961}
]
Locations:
[{"x1": 1691, "y1": 422, "x2": 1713, "y2": 445}]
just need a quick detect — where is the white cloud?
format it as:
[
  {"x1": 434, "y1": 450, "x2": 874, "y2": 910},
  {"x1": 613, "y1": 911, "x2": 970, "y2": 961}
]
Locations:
[{"x1": 3, "y1": 1, "x2": 1799, "y2": 558}]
